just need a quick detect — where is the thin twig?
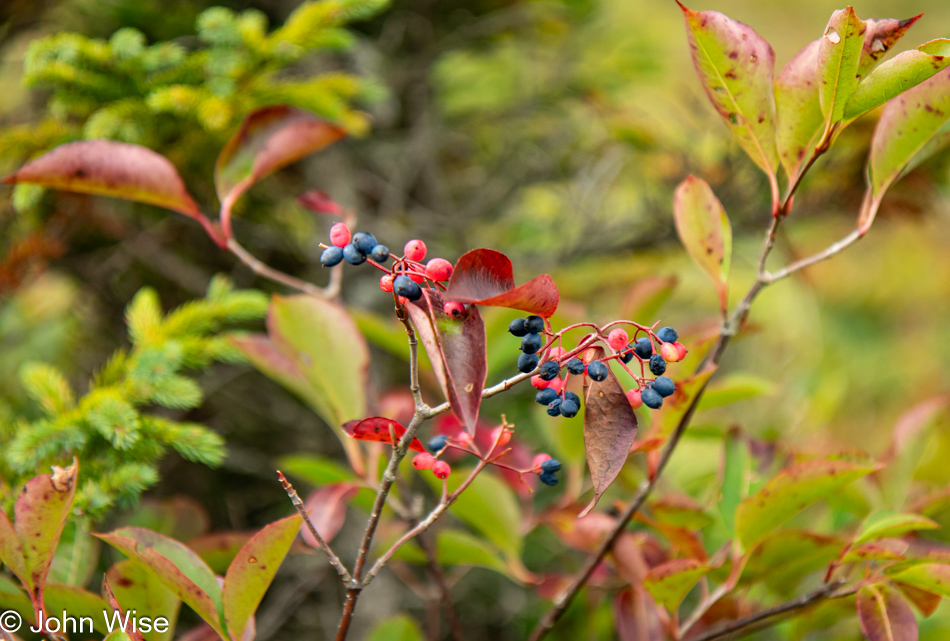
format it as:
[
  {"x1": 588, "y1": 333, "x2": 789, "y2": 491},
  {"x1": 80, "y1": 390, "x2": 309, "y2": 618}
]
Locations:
[
  {"x1": 417, "y1": 530, "x2": 466, "y2": 641},
  {"x1": 768, "y1": 229, "x2": 862, "y2": 283},
  {"x1": 227, "y1": 237, "x2": 335, "y2": 298}
]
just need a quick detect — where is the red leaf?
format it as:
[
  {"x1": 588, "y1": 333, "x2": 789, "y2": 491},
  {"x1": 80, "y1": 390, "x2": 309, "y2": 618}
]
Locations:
[
  {"x1": 444, "y1": 248, "x2": 559, "y2": 318},
  {"x1": 406, "y1": 289, "x2": 488, "y2": 435},
  {"x1": 579, "y1": 348, "x2": 638, "y2": 517},
  {"x1": 857, "y1": 583, "x2": 918, "y2": 641},
  {"x1": 342, "y1": 417, "x2": 425, "y2": 453},
  {"x1": 215, "y1": 105, "x2": 346, "y2": 237},
  {"x1": 614, "y1": 588, "x2": 666, "y2": 641},
  {"x1": 300, "y1": 484, "x2": 359, "y2": 546},
  {"x1": 2, "y1": 141, "x2": 223, "y2": 246}
]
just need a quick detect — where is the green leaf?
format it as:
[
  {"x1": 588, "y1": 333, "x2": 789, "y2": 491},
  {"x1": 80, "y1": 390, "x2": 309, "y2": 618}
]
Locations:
[
  {"x1": 0, "y1": 510, "x2": 26, "y2": 590},
  {"x1": 775, "y1": 39, "x2": 825, "y2": 179},
  {"x1": 855, "y1": 511, "x2": 939, "y2": 545},
  {"x1": 857, "y1": 583, "x2": 918, "y2": 641},
  {"x1": 677, "y1": 2, "x2": 778, "y2": 176},
  {"x1": 94, "y1": 527, "x2": 225, "y2": 639},
  {"x1": 366, "y1": 614, "x2": 424, "y2": 641},
  {"x1": 817, "y1": 7, "x2": 866, "y2": 129},
  {"x1": 105, "y1": 560, "x2": 181, "y2": 641},
  {"x1": 643, "y1": 558, "x2": 711, "y2": 612},
  {"x1": 394, "y1": 529, "x2": 511, "y2": 578},
  {"x1": 842, "y1": 540, "x2": 908, "y2": 563},
  {"x1": 44, "y1": 584, "x2": 112, "y2": 635},
  {"x1": 735, "y1": 458, "x2": 879, "y2": 550},
  {"x1": 673, "y1": 176, "x2": 731, "y2": 312},
  {"x1": 844, "y1": 40, "x2": 950, "y2": 121},
  {"x1": 745, "y1": 531, "x2": 841, "y2": 598},
  {"x1": 223, "y1": 514, "x2": 301, "y2": 641},
  {"x1": 888, "y1": 563, "x2": 950, "y2": 598},
  {"x1": 698, "y1": 373, "x2": 775, "y2": 411},
  {"x1": 278, "y1": 455, "x2": 357, "y2": 486},
  {"x1": 718, "y1": 428, "x2": 751, "y2": 536}
]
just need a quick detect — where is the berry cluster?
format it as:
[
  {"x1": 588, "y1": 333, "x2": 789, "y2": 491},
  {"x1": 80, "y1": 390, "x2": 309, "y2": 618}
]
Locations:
[
  {"x1": 321, "y1": 223, "x2": 391, "y2": 267},
  {"x1": 532, "y1": 454, "x2": 562, "y2": 486}
]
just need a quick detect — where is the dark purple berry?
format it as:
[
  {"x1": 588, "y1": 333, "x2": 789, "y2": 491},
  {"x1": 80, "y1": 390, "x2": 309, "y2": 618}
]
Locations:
[
  {"x1": 518, "y1": 353, "x2": 539, "y2": 373},
  {"x1": 539, "y1": 471, "x2": 559, "y2": 486},
  {"x1": 352, "y1": 232, "x2": 378, "y2": 253},
  {"x1": 566, "y1": 358, "x2": 585, "y2": 375},
  {"x1": 546, "y1": 398, "x2": 562, "y2": 416},
  {"x1": 521, "y1": 333, "x2": 543, "y2": 354},
  {"x1": 393, "y1": 275, "x2": 422, "y2": 300},
  {"x1": 657, "y1": 326, "x2": 678, "y2": 343},
  {"x1": 343, "y1": 243, "x2": 366, "y2": 265},
  {"x1": 641, "y1": 387, "x2": 663, "y2": 409},
  {"x1": 428, "y1": 434, "x2": 449, "y2": 452},
  {"x1": 541, "y1": 459, "x2": 561, "y2": 473},
  {"x1": 621, "y1": 347, "x2": 635, "y2": 364},
  {"x1": 559, "y1": 399, "x2": 579, "y2": 418},
  {"x1": 649, "y1": 354, "x2": 667, "y2": 375},
  {"x1": 508, "y1": 318, "x2": 528, "y2": 337},
  {"x1": 539, "y1": 361, "x2": 560, "y2": 381},
  {"x1": 524, "y1": 315, "x2": 544, "y2": 333},
  {"x1": 587, "y1": 360, "x2": 609, "y2": 382},
  {"x1": 563, "y1": 391, "x2": 580, "y2": 406},
  {"x1": 320, "y1": 246, "x2": 343, "y2": 267},
  {"x1": 634, "y1": 337, "x2": 653, "y2": 359},
  {"x1": 652, "y1": 376, "x2": 676, "y2": 397},
  {"x1": 536, "y1": 388, "x2": 558, "y2": 405},
  {"x1": 370, "y1": 244, "x2": 390, "y2": 262}
]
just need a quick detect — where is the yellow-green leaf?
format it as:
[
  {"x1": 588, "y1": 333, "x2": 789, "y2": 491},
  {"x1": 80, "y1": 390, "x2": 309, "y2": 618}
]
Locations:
[
  {"x1": 643, "y1": 558, "x2": 711, "y2": 612},
  {"x1": 855, "y1": 511, "x2": 939, "y2": 545}
]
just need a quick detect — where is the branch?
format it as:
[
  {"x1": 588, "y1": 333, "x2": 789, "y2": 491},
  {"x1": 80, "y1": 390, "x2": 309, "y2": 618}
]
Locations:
[
  {"x1": 416, "y1": 529, "x2": 466, "y2": 641},
  {"x1": 226, "y1": 238, "x2": 337, "y2": 298},
  {"x1": 767, "y1": 229, "x2": 863, "y2": 284}
]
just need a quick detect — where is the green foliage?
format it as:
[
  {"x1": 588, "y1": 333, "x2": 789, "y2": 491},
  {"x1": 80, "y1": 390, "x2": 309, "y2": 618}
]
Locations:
[{"x1": 1, "y1": 276, "x2": 266, "y2": 518}]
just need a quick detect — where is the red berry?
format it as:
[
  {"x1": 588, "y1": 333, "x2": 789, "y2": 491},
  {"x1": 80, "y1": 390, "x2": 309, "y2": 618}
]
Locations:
[
  {"x1": 397, "y1": 296, "x2": 410, "y2": 306},
  {"x1": 531, "y1": 375, "x2": 549, "y2": 390},
  {"x1": 432, "y1": 460, "x2": 451, "y2": 479},
  {"x1": 412, "y1": 453, "x2": 435, "y2": 470},
  {"x1": 660, "y1": 342, "x2": 680, "y2": 363},
  {"x1": 380, "y1": 274, "x2": 394, "y2": 293},
  {"x1": 673, "y1": 342, "x2": 688, "y2": 361},
  {"x1": 491, "y1": 426, "x2": 511, "y2": 447},
  {"x1": 425, "y1": 258, "x2": 454, "y2": 281},
  {"x1": 408, "y1": 271, "x2": 425, "y2": 283},
  {"x1": 626, "y1": 389, "x2": 643, "y2": 409},
  {"x1": 607, "y1": 328, "x2": 629, "y2": 351},
  {"x1": 547, "y1": 377, "x2": 564, "y2": 394},
  {"x1": 443, "y1": 301, "x2": 466, "y2": 317},
  {"x1": 329, "y1": 223, "x2": 351, "y2": 248},
  {"x1": 532, "y1": 453, "x2": 552, "y2": 469},
  {"x1": 404, "y1": 239, "x2": 427, "y2": 262},
  {"x1": 547, "y1": 347, "x2": 566, "y2": 360}
]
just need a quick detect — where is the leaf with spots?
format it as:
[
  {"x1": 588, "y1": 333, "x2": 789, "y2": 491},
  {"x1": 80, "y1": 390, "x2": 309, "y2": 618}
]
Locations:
[
  {"x1": 223, "y1": 514, "x2": 302, "y2": 641},
  {"x1": 444, "y1": 248, "x2": 559, "y2": 318},
  {"x1": 15, "y1": 459, "x2": 77, "y2": 602},
  {"x1": 859, "y1": 16, "x2": 923, "y2": 77},
  {"x1": 45, "y1": 583, "x2": 113, "y2": 635},
  {"x1": 735, "y1": 458, "x2": 880, "y2": 550},
  {"x1": 854, "y1": 511, "x2": 939, "y2": 546},
  {"x1": 579, "y1": 347, "x2": 638, "y2": 518},
  {"x1": 106, "y1": 560, "x2": 180, "y2": 641},
  {"x1": 215, "y1": 105, "x2": 346, "y2": 237},
  {"x1": 857, "y1": 583, "x2": 918, "y2": 641},
  {"x1": 673, "y1": 176, "x2": 731, "y2": 313},
  {"x1": 94, "y1": 527, "x2": 226, "y2": 639},
  {"x1": 818, "y1": 8, "x2": 867, "y2": 130},
  {"x1": 0, "y1": 510, "x2": 25, "y2": 590},
  {"x1": 2, "y1": 141, "x2": 222, "y2": 246},
  {"x1": 863, "y1": 68, "x2": 950, "y2": 233},
  {"x1": 643, "y1": 559, "x2": 712, "y2": 613},
  {"x1": 677, "y1": 2, "x2": 778, "y2": 177},
  {"x1": 342, "y1": 417, "x2": 425, "y2": 453},
  {"x1": 887, "y1": 563, "x2": 950, "y2": 599},
  {"x1": 407, "y1": 289, "x2": 487, "y2": 435},
  {"x1": 103, "y1": 577, "x2": 146, "y2": 641}
]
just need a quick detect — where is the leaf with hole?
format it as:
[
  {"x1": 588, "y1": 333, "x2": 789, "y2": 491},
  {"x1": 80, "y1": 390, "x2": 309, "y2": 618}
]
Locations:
[{"x1": 818, "y1": 7, "x2": 867, "y2": 128}]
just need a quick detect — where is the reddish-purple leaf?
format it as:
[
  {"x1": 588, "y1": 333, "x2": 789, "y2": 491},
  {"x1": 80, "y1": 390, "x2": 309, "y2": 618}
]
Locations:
[
  {"x1": 215, "y1": 106, "x2": 346, "y2": 237},
  {"x1": 407, "y1": 289, "x2": 488, "y2": 435},
  {"x1": 894, "y1": 581, "x2": 942, "y2": 618},
  {"x1": 444, "y1": 249, "x2": 559, "y2": 318},
  {"x1": 614, "y1": 588, "x2": 665, "y2": 641},
  {"x1": 223, "y1": 514, "x2": 302, "y2": 641},
  {"x1": 297, "y1": 190, "x2": 343, "y2": 215},
  {"x1": 579, "y1": 348, "x2": 638, "y2": 517},
  {"x1": 299, "y1": 484, "x2": 359, "y2": 547},
  {"x1": 857, "y1": 583, "x2": 918, "y2": 641},
  {"x1": 3, "y1": 141, "x2": 223, "y2": 246},
  {"x1": 342, "y1": 417, "x2": 425, "y2": 453}
]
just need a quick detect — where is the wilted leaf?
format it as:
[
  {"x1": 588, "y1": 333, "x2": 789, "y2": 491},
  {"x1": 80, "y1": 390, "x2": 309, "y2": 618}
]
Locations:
[
  {"x1": 735, "y1": 458, "x2": 879, "y2": 549},
  {"x1": 407, "y1": 289, "x2": 487, "y2": 434},
  {"x1": 579, "y1": 348, "x2": 638, "y2": 517},
  {"x1": 857, "y1": 583, "x2": 918, "y2": 641},
  {"x1": 106, "y1": 560, "x2": 180, "y2": 641},
  {"x1": 444, "y1": 248, "x2": 559, "y2": 318},
  {"x1": 677, "y1": 2, "x2": 778, "y2": 176},
  {"x1": 673, "y1": 176, "x2": 731, "y2": 312},
  {"x1": 643, "y1": 558, "x2": 711, "y2": 612},
  {"x1": 223, "y1": 514, "x2": 301, "y2": 641},
  {"x1": 342, "y1": 417, "x2": 425, "y2": 453},
  {"x1": 894, "y1": 581, "x2": 942, "y2": 617},
  {"x1": 818, "y1": 8, "x2": 866, "y2": 128},
  {"x1": 215, "y1": 105, "x2": 346, "y2": 236},
  {"x1": 864, "y1": 68, "x2": 950, "y2": 232},
  {"x1": 888, "y1": 563, "x2": 950, "y2": 598},
  {"x1": 844, "y1": 40, "x2": 950, "y2": 121},
  {"x1": 855, "y1": 512, "x2": 939, "y2": 545},
  {"x1": 94, "y1": 527, "x2": 225, "y2": 639}
]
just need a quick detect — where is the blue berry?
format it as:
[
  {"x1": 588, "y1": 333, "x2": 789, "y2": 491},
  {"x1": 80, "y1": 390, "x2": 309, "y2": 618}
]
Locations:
[
  {"x1": 536, "y1": 388, "x2": 558, "y2": 405},
  {"x1": 641, "y1": 387, "x2": 663, "y2": 409},
  {"x1": 587, "y1": 360, "x2": 609, "y2": 382},
  {"x1": 539, "y1": 471, "x2": 559, "y2": 486},
  {"x1": 370, "y1": 245, "x2": 390, "y2": 262},
  {"x1": 320, "y1": 246, "x2": 343, "y2": 267},
  {"x1": 352, "y1": 232, "x2": 378, "y2": 253},
  {"x1": 546, "y1": 398, "x2": 562, "y2": 416},
  {"x1": 563, "y1": 391, "x2": 580, "y2": 406},
  {"x1": 559, "y1": 399, "x2": 580, "y2": 418},
  {"x1": 343, "y1": 243, "x2": 366, "y2": 265},
  {"x1": 566, "y1": 358, "x2": 585, "y2": 375},
  {"x1": 657, "y1": 327, "x2": 678, "y2": 343},
  {"x1": 428, "y1": 434, "x2": 449, "y2": 452},
  {"x1": 634, "y1": 337, "x2": 653, "y2": 359},
  {"x1": 518, "y1": 353, "x2": 539, "y2": 373},
  {"x1": 524, "y1": 316, "x2": 545, "y2": 333},
  {"x1": 393, "y1": 275, "x2": 422, "y2": 301},
  {"x1": 508, "y1": 318, "x2": 528, "y2": 337},
  {"x1": 652, "y1": 376, "x2": 676, "y2": 397},
  {"x1": 621, "y1": 347, "x2": 635, "y2": 364},
  {"x1": 521, "y1": 333, "x2": 543, "y2": 354},
  {"x1": 539, "y1": 361, "x2": 560, "y2": 381},
  {"x1": 649, "y1": 354, "x2": 667, "y2": 375},
  {"x1": 541, "y1": 459, "x2": 561, "y2": 473}
]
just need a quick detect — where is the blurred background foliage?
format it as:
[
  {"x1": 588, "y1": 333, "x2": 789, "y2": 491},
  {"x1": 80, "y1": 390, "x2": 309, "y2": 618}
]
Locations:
[{"x1": 1, "y1": 0, "x2": 950, "y2": 639}]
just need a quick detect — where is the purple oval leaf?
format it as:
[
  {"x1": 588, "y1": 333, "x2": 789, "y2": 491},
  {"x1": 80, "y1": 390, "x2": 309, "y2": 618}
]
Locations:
[
  {"x1": 579, "y1": 348, "x2": 638, "y2": 518},
  {"x1": 444, "y1": 248, "x2": 559, "y2": 318},
  {"x1": 406, "y1": 289, "x2": 487, "y2": 435},
  {"x1": 857, "y1": 583, "x2": 919, "y2": 641}
]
